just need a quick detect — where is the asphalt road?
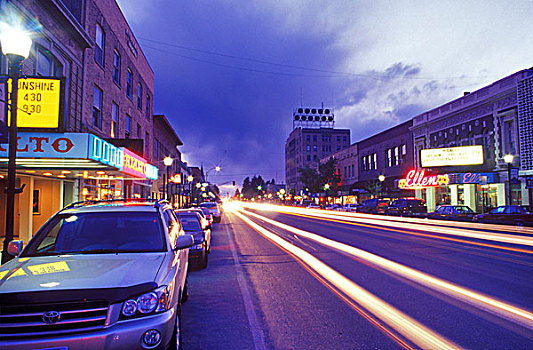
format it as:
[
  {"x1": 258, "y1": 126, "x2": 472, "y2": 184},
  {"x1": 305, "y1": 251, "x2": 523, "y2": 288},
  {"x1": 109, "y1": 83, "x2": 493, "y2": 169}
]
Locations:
[{"x1": 182, "y1": 204, "x2": 533, "y2": 349}]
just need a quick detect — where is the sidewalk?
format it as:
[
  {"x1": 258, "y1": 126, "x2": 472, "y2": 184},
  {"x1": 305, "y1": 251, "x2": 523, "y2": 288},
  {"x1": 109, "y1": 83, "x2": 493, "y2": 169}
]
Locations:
[{"x1": 181, "y1": 216, "x2": 264, "y2": 349}]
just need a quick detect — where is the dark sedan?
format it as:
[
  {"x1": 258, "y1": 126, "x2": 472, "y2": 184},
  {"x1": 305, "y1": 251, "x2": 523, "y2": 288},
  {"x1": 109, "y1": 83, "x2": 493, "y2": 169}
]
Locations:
[
  {"x1": 472, "y1": 205, "x2": 533, "y2": 227},
  {"x1": 357, "y1": 198, "x2": 390, "y2": 214},
  {"x1": 426, "y1": 205, "x2": 475, "y2": 222},
  {"x1": 175, "y1": 211, "x2": 211, "y2": 268},
  {"x1": 385, "y1": 198, "x2": 427, "y2": 217}
]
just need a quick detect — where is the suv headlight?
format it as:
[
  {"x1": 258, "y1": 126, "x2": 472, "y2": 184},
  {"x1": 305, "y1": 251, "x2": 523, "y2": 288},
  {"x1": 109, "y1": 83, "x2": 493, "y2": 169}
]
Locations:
[{"x1": 121, "y1": 286, "x2": 170, "y2": 318}]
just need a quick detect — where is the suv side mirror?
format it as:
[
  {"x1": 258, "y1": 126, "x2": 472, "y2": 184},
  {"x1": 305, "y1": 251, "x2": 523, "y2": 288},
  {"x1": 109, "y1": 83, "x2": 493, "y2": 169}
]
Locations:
[
  {"x1": 174, "y1": 234, "x2": 194, "y2": 250},
  {"x1": 7, "y1": 240, "x2": 23, "y2": 256}
]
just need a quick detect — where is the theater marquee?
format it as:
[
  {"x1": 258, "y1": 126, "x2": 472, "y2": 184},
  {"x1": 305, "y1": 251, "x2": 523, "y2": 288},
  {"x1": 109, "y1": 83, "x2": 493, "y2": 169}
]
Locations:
[{"x1": 421, "y1": 145, "x2": 483, "y2": 167}]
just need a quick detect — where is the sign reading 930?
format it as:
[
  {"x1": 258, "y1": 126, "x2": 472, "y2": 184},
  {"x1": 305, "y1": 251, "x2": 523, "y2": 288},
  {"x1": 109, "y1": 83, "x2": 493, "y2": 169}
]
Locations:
[{"x1": 8, "y1": 78, "x2": 62, "y2": 128}]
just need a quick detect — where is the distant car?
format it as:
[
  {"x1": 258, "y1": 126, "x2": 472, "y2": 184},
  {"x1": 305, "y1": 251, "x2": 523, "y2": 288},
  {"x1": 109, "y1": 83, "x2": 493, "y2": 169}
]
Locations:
[
  {"x1": 426, "y1": 205, "x2": 475, "y2": 222},
  {"x1": 200, "y1": 202, "x2": 222, "y2": 223},
  {"x1": 178, "y1": 208, "x2": 211, "y2": 230},
  {"x1": 385, "y1": 198, "x2": 427, "y2": 217},
  {"x1": 0, "y1": 199, "x2": 194, "y2": 350},
  {"x1": 306, "y1": 203, "x2": 321, "y2": 209},
  {"x1": 473, "y1": 205, "x2": 533, "y2": 226},
  {"x1": 342, "y1": 203, "x2": 361, "y2": 212},
  {"x1": 199, "y1": 207, "x2": 214, "y2": 226},
  {"x1": 325, "y1": 204, "x2": 342, "y2": 210},
  {"x1": 357, "y1": 198, "x2": 390, "y2": 214},
  {"x1": 176, "y1": 211, "x2": 211, "y2": 268}
]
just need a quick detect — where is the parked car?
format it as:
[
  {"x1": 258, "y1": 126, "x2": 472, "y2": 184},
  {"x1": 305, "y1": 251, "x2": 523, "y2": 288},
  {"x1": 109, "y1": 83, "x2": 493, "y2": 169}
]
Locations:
[
  {"x1": 385, "y1": 198, "x2": 427, "y2": 217},
  {"x1": 426, "y1": 205, "x2": 475, "y2": 222},
  {"x1": 342, "y1": 203, "x2": 361, "y2": 212},
  {"x1": 473, "y1": 205, "x2": 533, "y2": 226},
  {"x1": 306, "y1": 202, "x2": 321, "y2": 209},
  {"x1": 175, "y1": 211, "x2": 211, "y2": 268},
  {"x1": 200, "y1": 202, "x2": 222, "y2": 223},
  {"x1": 179, "y1": 208, "x2": 211, "y2": 231},
  {"x1": 199, "y1": 207, "x2": 214, "y2": 226},
  {"x1": 0, "y1": 199, "x2": 194, "y2": 350},
  {"x1": 357, "y1": 198, "x2": 390, "y2": 214},
  {"x1": 325, "y1": 204, "x2": 342, "y2": 210}
]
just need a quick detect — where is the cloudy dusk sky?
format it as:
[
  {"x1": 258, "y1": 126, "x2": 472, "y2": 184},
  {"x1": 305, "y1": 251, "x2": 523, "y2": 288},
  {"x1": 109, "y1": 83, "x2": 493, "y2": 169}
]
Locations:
[{"x1": 116, "y1": 0, "x2": 533, "y2": 191}]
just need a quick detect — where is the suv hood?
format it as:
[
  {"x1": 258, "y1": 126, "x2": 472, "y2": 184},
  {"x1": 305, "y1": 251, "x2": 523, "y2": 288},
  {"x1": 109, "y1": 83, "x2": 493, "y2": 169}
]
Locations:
[{"x1": 0, "y1": 253, "x2": 166, "y2": 294}]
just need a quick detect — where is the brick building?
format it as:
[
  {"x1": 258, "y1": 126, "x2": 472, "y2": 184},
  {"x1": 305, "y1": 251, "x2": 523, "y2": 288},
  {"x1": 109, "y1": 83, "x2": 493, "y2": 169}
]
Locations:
[
  {"x1": 412, "y1": 68, "x2": 533, "y2": 211},
  {"x1": 285, "y1": 106, "x2": 350, "y2": 193}
]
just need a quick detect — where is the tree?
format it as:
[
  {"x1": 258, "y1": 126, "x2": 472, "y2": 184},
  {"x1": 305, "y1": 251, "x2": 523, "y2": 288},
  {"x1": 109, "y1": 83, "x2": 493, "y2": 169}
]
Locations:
[
  {"x1": 318, "y1": 157, "x2": 341, "y2": 193},
  {"x1": 298, "y1": 166, "x2": 320, "y2": 193}
]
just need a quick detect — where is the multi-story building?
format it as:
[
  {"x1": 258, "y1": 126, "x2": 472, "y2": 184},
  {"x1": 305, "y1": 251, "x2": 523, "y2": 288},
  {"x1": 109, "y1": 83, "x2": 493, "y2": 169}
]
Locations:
[
  {"x1": 356, "y1": 119, "x2": 414, "y2": 200},
  {"x1": 0, "y1": 0, "x2": 162, "y2": 244},
  {"x1": 152, "y1": 114, "x2": 183, "y2": 203},
  {"x1": 319, "y1": 143, "x2": 358, "y2": 203},
  {"x1": 285, "y1": 107, "x2": 350, "y2": 192},
  {"x1": 411, "y1": 68, "x2": 533, "y2": 211}
]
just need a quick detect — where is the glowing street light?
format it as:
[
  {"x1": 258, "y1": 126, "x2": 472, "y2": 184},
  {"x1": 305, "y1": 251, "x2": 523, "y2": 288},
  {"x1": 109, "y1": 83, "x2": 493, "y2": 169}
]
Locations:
[
  {"x1": 163, "y1": 157, "x2": 173, "y2": 201},
  {"x1": 504, "y1": 154, "x2": 514, "y2": 205},
  {"x1": 1, "y1": 20, "x2": 33, "y2": 264}
]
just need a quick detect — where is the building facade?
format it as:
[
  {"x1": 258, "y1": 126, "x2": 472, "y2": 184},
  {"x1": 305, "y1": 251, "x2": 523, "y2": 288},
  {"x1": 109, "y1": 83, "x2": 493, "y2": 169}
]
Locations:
[
  {"x1": 0, "y1": 0, "x2": 165, "y2": 246},
  {"x1": 285, "y1": 106, "x2": 350, "y2": 193},
  {"x1": 411, "y1": 68, "x2": 533, "y2": 212}
]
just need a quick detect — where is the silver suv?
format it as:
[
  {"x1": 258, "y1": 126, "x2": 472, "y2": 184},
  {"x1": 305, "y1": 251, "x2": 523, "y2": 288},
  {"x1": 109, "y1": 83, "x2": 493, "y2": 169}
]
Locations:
[{"x1": 0, "y1": 199, "x2": 193, "y2": 350}]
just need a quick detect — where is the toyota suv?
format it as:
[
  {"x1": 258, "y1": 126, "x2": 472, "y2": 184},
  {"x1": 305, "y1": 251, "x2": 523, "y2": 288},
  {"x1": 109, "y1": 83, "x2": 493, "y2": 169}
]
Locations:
[{"x1": 0, "y1": 199, "x2": 194, "y2": 350}]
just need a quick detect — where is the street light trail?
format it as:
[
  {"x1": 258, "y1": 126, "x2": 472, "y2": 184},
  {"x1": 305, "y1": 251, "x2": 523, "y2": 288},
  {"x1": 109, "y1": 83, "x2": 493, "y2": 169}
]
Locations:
[
  {"x1": 235, "y1": 206, "x2": 533, "y2": 333},
  {"x1": 231, "y1": 209, "x2": 463, "y2": 350},
  {"x1": 239, "y1": 203, "x2": 533, "y2": 248}
]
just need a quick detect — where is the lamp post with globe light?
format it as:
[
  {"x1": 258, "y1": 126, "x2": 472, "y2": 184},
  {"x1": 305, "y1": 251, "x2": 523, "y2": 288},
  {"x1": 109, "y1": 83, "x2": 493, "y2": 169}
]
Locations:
[
  {"x1": 378, "y1": 175, "x2": 385, "y2": 198},
  {"x1": 1, "y1": 23, "x2": 33, "y2": 264},
  {"x1": 187, "y1": 175, "x2": 193, "y2": 207},
  {"x1": 504, "y1": 154, "x2": 514, "y2": 205},
  {"x1": 163, "y1": 157, "x2": 173, "y2": 202}
]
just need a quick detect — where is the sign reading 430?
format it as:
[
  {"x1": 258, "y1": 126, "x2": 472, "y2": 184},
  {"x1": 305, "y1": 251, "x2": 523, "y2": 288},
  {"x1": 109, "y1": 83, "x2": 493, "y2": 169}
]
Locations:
[{"x1": 8, "y1": 77, "x2": 63, "y2": 129}]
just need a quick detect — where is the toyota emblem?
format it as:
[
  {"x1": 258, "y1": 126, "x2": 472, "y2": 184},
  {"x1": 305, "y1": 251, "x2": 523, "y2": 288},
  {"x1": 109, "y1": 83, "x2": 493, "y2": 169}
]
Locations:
[{"x1": 42, "y1": 311, "x2": 61, "y2": 324}]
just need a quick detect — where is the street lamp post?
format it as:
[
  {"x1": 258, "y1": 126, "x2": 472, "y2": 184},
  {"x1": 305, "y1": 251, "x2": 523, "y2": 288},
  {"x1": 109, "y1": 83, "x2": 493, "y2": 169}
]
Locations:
[
  {"x1": 504, "y1": 154, "x2": 514, "y2": 205},
  {"x1": 378, "y1": 175, "x2": 385, "y2": 198},
  {"x1": 1, "y1": 25, "x2": 32, "y2": 264},
  {"x1": 163, "y1": 157, "x2": 173, "y2": 203},
  {"x1": 187, "y1": 175, "x2": 193, "y2": 207}
]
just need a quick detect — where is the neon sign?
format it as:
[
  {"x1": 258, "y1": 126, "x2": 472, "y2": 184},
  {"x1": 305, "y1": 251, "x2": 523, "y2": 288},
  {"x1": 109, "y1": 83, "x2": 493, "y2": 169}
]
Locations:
[
  {"x1": 122, "y1": 148, "x2": 158, "y2": 180},
  {"x1": 398, "y1": 170, "x2": 449, "y2": 189},
  {"x1": 89, "y1": 135, "x2": 123, "y2": 169}
]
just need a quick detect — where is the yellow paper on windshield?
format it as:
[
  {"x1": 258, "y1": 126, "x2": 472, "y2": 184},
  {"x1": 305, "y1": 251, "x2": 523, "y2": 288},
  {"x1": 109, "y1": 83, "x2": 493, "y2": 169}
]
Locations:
[{"x1": 28, "y1": 261, "x2": 70, "y2": 275}]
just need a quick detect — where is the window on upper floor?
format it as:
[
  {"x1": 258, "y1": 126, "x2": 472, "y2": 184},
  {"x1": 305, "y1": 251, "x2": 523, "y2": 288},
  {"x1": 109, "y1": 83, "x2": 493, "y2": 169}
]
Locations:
[
  {"x1": 95, "y1": 23, "x2": 105, "y2": 67},
  {"x1": 313, "y1": 145, "x2": 317, "y2": 151},
  {"x1": 36, "y1": 48, "x2": 63, "y2": 77},
  {"x1": 125, "y1": 114, "x2": 131, "y2": 139},
  {"x1": 387, "y1": 149, "x2": 392, "y2": 167},
  {"x1": 502, "y1": 119, "x2": 517, "y2": 156},
  {"x1": 306, "y1": 145, "x2": 310, "y2": 151},
  {"x1": 137, "y1": 83, "x2": 142, "y2": 110},
  {"x1": 93, "y1": 85, "x2": 103, "y2": 129},
  {"x1": 111, "y1": 102, "x2": 119, "y2": 138},
  {"x1": 394, "y1": 147, "x2": 399, "y2": 166},
  {"x1": 144, "y1": 132, "x2": 150, "y2": 158},
  {"x1": 113, "y1": 50, "x2": 121, "y2": 85},
  {"x1": 373, "y1": 153, "x2": 377, "y2": 170},
  {"x1": 126, "y1": 69, "x2": 133, "y2": 99},
  {"x1": 313, "y1": 135, "x2": 317, "y2": 142},
  {"x1": 306, "y1": 135, "x2": 310, "y2": 141},
  {"x1": 146, "y1": 94, "x2": 151, "y2": 120},
  {"x1": 137, "y1": 123, "x2": 141, "y2": 139}
]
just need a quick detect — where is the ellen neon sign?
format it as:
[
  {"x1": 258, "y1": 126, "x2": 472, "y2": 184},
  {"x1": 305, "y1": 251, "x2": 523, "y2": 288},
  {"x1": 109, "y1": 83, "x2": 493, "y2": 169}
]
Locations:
[{"x1": 399, "y1": 170, "x2": 449, "y2": 189}]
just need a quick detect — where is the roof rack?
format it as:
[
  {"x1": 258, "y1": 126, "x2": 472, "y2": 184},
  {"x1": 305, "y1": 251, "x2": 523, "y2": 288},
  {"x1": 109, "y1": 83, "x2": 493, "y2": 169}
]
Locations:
[{"x1": 63, "y1": 198, "x2": 170, "y2": 210}]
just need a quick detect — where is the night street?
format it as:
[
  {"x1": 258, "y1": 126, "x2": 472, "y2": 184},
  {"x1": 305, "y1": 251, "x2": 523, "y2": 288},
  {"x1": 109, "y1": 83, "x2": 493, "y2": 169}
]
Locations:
[{"x1": 183, "y1": 204, "x2": 533, "y2": 349}]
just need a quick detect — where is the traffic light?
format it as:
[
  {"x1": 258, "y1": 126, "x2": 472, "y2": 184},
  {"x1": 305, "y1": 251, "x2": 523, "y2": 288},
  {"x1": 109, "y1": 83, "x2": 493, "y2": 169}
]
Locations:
[
  {"x1": 257, "y1": 185, "x2": 262, "y2": 190},
  {"x1": 233, "y1": 181, "x2": 236, "y2": 186}
]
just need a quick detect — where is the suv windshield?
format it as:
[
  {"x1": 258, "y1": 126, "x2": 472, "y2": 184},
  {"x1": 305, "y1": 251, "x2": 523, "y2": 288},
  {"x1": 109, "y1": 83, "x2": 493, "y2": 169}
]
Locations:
[{"x1": 22, "y1": 212, "x2": 165, "y2": 256}]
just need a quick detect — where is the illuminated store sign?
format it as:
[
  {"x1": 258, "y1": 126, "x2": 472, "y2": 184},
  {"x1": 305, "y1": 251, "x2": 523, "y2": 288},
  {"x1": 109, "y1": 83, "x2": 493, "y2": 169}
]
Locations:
[
  {"x1": 122, "y1": 148, "x2": 158, "y2": 180},
  {"x1": 399, "y1": 170, "x2": 449, "y2": 189},
  {"x1": 89, "y1": 135, "x2": 123, "y2": 169},
  {"x1": 8, "y1": 78, "x2": 63, "y2": 128},
  {"x1": 0, "y1": 132, "x2": 89, "y2": 158},
  {"x1": 421, "y1": 146, "x2": 483, "y2": 167}
]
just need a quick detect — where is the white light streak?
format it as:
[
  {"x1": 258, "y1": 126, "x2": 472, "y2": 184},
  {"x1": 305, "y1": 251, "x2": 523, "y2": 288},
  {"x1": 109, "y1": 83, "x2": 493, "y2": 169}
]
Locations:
[{"x1": 232, "y1": 209, "x2": 462, "y2": 350}]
